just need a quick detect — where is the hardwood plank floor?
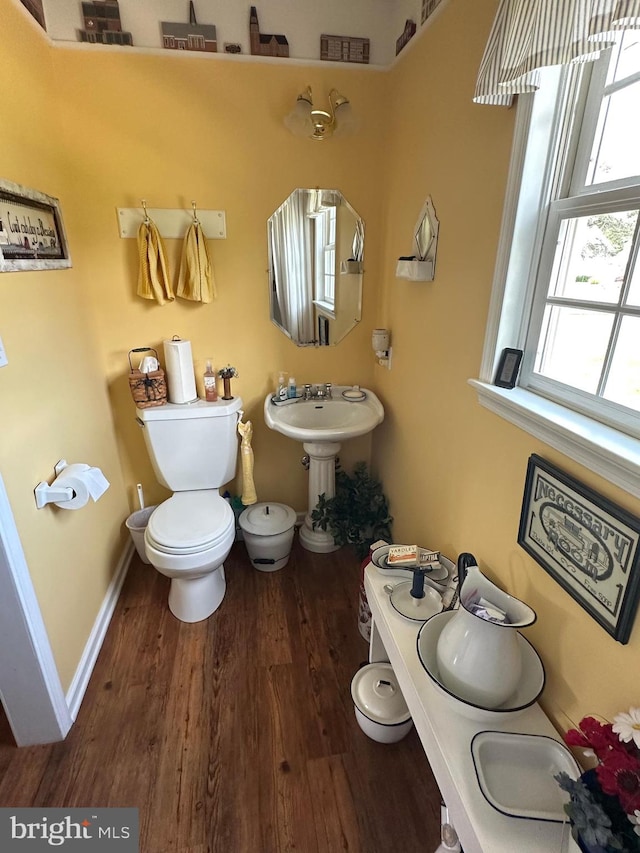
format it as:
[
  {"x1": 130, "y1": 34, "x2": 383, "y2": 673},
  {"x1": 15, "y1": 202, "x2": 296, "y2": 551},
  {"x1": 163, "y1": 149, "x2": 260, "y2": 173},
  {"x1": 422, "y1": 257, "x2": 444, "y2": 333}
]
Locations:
[{"x1": 0, "y1": 539, "x2": 442, "y2": 852}]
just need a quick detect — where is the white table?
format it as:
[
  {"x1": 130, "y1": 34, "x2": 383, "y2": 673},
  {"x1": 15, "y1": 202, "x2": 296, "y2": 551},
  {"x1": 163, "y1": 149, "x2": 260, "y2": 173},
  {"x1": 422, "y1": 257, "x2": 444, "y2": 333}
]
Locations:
[{"x1": 365, "y1": 565, "x2": 572, "y2": 853}]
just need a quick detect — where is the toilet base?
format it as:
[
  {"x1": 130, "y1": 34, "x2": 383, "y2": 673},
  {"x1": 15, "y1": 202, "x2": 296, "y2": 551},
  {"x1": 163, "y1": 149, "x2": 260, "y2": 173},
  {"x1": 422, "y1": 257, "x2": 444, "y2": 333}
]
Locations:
[{"x1": 168, "y1": 565, "x2": 226, "y2": 623}]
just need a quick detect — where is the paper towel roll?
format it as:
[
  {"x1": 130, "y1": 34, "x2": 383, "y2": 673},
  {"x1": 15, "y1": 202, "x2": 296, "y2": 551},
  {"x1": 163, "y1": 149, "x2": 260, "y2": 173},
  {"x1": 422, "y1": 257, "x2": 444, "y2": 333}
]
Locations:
[
  {"x1": 52, "y1": 463, "x2": 110, "y2": 510},
  {"x1": 163, "y1": 338, "x2": 197, "y2": 404}
]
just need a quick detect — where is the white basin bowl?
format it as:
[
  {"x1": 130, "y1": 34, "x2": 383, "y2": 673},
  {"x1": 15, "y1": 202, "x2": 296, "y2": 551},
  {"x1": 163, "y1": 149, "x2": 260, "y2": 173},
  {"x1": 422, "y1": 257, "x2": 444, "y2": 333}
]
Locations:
[
  {"x1": 416, "y1": 611, "x2": 545, "y2": 721},
  {"x1": 264, "y1": 386, "x2": 384, "y2": 442}
]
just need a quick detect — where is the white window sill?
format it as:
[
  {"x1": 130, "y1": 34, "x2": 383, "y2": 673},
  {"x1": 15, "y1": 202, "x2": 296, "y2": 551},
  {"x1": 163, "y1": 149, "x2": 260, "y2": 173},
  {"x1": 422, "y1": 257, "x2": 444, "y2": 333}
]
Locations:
[
  {"x1": 313, "y1": 300, "x2": 336, "y2": 320},
  {"x1": 469, "y1": 380, "x2": 640, "y2": 500}
]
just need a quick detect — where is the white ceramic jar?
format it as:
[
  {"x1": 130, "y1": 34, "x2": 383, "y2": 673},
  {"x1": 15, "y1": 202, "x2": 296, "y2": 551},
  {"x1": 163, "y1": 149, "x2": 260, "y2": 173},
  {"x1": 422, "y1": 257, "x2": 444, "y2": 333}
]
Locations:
[
  {"x1": 238, "y1": 502, "x2": 296, "y2": 572},
  {"x1": 351, "y1": 662, "x2": 412, "y2": 743}
]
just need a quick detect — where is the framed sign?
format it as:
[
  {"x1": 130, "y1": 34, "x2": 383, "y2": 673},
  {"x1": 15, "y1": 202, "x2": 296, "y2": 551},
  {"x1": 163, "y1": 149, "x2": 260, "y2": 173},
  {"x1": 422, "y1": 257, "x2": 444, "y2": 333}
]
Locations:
[
  {"x1": 518, "y1": 455, "x2": 640, "y2": 643},
  {"x1": 0, "y1": 178, "x2": 71, "y2": 272}
]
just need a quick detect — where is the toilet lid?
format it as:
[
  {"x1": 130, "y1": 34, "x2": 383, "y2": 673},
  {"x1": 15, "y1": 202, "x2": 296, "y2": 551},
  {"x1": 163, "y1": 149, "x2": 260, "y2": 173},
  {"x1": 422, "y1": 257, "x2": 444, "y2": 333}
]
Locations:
[{"x1": 146, "y1": 492, "x2": 234, "y2": 554}]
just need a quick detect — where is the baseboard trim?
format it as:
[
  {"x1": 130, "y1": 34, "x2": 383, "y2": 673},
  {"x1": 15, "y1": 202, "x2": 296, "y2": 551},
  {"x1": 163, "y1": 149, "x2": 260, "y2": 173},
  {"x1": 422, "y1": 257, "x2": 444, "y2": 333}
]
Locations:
[{"x1": 65, "y1": 539, "x2": 134, "y2": 720}]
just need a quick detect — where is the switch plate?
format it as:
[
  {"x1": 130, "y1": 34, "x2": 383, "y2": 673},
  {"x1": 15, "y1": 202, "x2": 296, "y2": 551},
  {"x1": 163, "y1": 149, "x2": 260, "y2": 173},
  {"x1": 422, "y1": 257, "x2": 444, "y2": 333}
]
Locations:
[{"x1": 0, "y1": 336, "x2": 7, "y2": 368}]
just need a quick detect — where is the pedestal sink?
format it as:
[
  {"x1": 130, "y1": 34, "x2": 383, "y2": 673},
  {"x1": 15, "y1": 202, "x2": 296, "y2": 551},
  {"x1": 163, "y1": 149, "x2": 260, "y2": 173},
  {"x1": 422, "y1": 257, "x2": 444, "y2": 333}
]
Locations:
[{"x1": 264, "y1": 386, "x2": 384, "y2": 552}]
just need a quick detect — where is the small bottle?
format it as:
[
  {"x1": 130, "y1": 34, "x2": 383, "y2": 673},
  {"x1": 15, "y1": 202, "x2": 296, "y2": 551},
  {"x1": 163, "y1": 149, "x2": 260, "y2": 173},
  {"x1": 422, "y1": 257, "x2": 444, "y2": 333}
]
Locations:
[
  {"x1": 287, "y1": 376, "x2": 297, "y2": 399},
  {"x1": 204, "y1": 360, "x2": 218, "y2": 402},
  {"x1": 277, "y1": 373, "x2": 288, "y2": 401}
]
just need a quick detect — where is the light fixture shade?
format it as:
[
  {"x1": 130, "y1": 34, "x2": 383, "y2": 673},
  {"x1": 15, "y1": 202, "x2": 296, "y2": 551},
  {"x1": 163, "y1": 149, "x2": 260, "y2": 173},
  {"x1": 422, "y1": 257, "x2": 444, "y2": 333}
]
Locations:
[
  {"x1": 332, "y1": 100, "x2": 358, "y2": 137},
  {"x1": 284, "y1": 94, "x2": 313, "y2": 137}
]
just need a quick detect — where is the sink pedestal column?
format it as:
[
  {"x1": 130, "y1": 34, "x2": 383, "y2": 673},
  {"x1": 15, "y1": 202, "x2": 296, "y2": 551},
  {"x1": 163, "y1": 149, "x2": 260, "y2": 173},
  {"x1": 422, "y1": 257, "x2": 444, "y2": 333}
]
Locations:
[{"x1": 299, "y1": 440, "x2": 341, "y2": 553}]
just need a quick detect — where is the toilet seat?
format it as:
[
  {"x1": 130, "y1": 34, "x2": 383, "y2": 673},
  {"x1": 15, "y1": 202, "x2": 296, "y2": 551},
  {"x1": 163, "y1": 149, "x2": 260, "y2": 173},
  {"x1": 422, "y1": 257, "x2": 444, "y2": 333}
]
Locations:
[{"x1": 146, "y1": 491, "x2": 234, "y2": 556}]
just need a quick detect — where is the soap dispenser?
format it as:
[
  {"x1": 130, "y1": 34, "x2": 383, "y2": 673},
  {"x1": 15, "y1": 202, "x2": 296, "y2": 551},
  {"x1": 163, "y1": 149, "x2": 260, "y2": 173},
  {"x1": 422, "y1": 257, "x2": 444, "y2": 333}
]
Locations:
[
  {"x1": 203, "y1": 360, "x2": 218, "y2": 402},
  {"x1": 276, "y1": 373, "x2": 288, "y2": 401},
  {"x1": 287, "y1": 376, "x2": 297, "y2": 399}
]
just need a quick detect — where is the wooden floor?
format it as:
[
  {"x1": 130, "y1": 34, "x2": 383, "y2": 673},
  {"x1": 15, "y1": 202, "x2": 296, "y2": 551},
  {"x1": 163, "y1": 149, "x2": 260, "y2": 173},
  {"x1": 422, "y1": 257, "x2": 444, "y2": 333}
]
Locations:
[{"x1": 0, "y1": 539, "x2": 441, "y2": 852}]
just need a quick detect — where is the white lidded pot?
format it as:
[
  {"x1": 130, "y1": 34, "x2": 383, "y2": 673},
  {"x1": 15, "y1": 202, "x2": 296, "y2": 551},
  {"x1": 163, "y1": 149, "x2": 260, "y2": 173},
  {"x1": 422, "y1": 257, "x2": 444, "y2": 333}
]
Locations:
[
  {"x1": 351, "y1": 662, "x2": 413, "y2": 743},
  {"x1": 436, "y1": 559, "x2": 537, "y2": 709},
  {"x1": 239, "y1": 502, "x2": 296, "y2": 572}
]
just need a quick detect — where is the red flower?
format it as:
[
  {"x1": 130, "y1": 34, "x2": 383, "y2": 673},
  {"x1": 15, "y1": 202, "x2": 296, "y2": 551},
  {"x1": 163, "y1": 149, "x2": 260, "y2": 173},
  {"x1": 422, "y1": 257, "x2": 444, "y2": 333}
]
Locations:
[
  {"x1": 596, "y1": 748, "x2": 640, "y2": 814},
  {"x1": 566, "y1": 717, "x2": 625, "y2": 761}
]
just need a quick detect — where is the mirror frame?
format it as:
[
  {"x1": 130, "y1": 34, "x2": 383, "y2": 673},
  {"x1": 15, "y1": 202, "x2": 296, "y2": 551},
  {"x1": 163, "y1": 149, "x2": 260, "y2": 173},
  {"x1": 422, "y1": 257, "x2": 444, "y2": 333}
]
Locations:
[{"x1": 268, "y1": 188, "x2": 364, "y2": 346}]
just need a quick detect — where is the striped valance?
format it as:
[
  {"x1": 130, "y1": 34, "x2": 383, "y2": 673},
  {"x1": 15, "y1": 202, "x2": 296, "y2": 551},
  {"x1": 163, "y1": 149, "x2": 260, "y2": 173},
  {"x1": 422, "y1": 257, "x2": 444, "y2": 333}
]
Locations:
[{"x1": 474, "y1": 0, "x2": 640, "y2": 105}]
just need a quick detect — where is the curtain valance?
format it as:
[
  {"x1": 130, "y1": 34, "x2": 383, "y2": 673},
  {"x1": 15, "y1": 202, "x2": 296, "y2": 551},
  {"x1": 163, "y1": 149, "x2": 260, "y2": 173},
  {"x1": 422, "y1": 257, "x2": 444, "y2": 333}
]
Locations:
[{"x1": 474, "y1": 0, "x2": 640, "y2": 105}]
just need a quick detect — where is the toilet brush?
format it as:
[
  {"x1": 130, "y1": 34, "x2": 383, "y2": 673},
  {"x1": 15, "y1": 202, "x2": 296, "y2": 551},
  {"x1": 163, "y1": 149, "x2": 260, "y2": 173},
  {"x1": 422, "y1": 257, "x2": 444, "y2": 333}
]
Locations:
[{"x1": 136, "y1": 483, "x2": 145, "y2": 510}]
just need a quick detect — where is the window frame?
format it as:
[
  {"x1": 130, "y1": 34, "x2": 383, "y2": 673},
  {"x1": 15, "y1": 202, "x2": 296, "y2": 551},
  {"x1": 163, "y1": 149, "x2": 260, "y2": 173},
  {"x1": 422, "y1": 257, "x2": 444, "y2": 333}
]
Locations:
[
  {"x1": 312, "y1": 206, "x2": 337, "y2": 317},
  {"x1": 470, "y1": 63, "x2": 640, "y2": 500}
]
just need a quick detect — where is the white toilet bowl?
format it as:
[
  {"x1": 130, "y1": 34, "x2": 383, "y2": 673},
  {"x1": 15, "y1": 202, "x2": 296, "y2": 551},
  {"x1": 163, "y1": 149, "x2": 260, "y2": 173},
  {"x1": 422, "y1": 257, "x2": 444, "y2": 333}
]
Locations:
[{"x1": 144, "y1": 490, "x2": 236, "y2": 623}]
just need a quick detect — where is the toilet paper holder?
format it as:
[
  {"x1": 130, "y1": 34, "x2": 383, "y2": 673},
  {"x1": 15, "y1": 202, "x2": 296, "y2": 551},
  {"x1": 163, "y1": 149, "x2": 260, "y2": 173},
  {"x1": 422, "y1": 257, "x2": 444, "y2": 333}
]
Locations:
[{"x1": 35, "y1": 460, "x2": 75, "y2": 509}]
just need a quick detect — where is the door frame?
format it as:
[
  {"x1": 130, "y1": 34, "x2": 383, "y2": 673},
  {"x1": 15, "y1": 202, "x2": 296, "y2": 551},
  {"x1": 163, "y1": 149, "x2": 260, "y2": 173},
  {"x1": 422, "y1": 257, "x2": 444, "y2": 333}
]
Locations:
[{"x1": 0, "y1": 472, "x2": 72, "y2": 746}]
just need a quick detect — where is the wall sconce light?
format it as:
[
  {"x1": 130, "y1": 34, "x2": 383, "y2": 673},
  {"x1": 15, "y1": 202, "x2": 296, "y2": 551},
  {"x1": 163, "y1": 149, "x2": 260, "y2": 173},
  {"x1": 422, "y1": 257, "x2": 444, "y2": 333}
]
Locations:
[
  {"x1": 372, "y1": 328, "x2": 392, "y2": 369},
  {"x1": 284, "y1": 86, "x2": 355, "y2": 141}
]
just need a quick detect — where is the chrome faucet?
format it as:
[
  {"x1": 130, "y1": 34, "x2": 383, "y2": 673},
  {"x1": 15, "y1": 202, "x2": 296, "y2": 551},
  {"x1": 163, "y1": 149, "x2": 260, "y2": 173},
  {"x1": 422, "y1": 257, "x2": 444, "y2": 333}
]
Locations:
[{"x1": 302, "y1": 383, "x2": 333, "y2": 400}]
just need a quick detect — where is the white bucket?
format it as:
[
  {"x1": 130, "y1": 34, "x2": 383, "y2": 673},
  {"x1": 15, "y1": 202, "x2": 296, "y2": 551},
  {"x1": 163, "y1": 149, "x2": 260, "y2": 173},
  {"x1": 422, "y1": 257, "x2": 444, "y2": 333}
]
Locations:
[
  {"x1": 238, "y1": 502, "x2": 296, "y2": 572},
  {"x1": 351, "y1": 662, "x2": 413, "y2": 743},
  {"x1": 125, "y1": 505, "x2": 158, "y2": 564}
]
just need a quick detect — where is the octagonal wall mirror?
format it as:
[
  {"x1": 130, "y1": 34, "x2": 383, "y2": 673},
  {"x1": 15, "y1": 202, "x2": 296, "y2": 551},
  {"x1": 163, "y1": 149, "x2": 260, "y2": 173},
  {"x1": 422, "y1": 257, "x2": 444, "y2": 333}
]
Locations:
[{"x1": 268, "y1": 188, "x2": 364, "y2": 346}]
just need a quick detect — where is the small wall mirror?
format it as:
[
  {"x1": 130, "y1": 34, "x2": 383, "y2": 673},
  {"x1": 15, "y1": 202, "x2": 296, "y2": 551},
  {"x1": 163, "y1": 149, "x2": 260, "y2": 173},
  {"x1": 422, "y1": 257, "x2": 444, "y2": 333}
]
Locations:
[
  {"x1": 396, "y1": 195, "x2": 440, "y2": 281},
  {"x1": 268, "y1": 188, "x2": 364, "y2": 346}
]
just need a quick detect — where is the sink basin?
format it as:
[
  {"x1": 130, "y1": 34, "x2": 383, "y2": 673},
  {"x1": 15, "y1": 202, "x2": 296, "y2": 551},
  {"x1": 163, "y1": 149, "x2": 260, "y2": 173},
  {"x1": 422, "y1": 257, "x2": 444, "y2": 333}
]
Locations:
[
  {"x1": 264, "y1": 386, "x2": 384, "y2": 443},
  {"x1": 264, "y1": 386, "x2": 385, "y2": 553}
]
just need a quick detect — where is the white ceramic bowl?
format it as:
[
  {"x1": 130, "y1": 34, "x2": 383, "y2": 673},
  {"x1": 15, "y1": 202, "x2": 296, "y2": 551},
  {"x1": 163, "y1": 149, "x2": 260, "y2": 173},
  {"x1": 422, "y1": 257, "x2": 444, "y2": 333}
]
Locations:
[
  {"x1": 416, "y1": 611, "x2": 545, "y2": 721},
  {"x1": 351, "y1": 662, "x2": 413, "y2": 743}
]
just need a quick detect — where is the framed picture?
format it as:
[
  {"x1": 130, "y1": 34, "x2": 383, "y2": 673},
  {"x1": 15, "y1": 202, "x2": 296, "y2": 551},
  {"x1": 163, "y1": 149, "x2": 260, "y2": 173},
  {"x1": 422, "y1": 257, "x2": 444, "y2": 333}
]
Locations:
[
  {"x1": 0, "y1": 178, "x2": 71, "y2": 272},
  {"x1": 494, "y1": 347, "x2": 523, "y2": 388},
  {"x1": 518, "y1": 454, "x2": 640, "y2": 643}
]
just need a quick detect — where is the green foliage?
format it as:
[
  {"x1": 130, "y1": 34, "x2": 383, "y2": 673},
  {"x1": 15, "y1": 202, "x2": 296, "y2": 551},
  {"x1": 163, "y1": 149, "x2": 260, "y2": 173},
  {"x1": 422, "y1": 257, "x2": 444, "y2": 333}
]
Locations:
[
  {"x1": 310, "y1": 461, "x2": 393, "y2": 559},
  {"x1": 582, "y1": 211, "x2": 637, "y2": 259}
]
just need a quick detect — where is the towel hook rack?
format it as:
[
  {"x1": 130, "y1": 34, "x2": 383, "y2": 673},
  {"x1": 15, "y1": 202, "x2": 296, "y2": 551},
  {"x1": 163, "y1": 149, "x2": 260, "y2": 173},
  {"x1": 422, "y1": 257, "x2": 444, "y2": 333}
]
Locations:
[
  {"x1": 191, "y1": 200, "x2": 200, "y2": 225},
  {"x1": 141, "y1": 199, "x2": 150, "y2": 224}
]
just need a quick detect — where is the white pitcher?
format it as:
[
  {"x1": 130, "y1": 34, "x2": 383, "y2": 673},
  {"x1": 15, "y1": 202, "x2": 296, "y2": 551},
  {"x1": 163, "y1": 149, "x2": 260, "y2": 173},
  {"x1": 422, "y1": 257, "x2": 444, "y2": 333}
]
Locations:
[{"x1": 436, "y1": 563, "x2": 536, "y2": 708}]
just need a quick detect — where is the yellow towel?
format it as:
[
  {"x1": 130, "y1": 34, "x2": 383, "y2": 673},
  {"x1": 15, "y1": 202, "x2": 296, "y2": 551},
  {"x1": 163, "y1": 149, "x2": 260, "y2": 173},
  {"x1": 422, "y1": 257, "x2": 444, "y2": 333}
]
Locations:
[
  {"x1": 237, "y1": 419, "x2": 258, "y2": 506},
  {"x1": 137, "y1": 219, "x2": 174, "y2": 305},
  {"x1": 177, "y1": 221, "x2": 216, "y2": 303}
]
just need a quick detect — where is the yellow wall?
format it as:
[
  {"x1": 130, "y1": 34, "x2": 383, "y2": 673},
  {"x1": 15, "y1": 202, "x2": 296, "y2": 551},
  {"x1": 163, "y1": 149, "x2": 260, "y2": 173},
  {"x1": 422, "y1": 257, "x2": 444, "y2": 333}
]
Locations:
[
  {"x1": 0, "y1": 4, "x2": 129, "y2": 690},
  {"x1": 49, "y1": 45, "x2": 388, "y2": 515},
  {"x1": 2, "y1": 0, "x2": 639, "y2": 728},
  {"x1": 374, "y1": 0, "x2": 640, "y2": 728}
]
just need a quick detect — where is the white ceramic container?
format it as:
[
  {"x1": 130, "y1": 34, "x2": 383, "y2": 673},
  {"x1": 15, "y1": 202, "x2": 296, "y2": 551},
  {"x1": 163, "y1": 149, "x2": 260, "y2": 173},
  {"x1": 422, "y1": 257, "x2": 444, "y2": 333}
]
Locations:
[
  {"x1": 351, "y1": 662, "x2": 413, "y2": 743},
  {"x1": 238, "y1": 502, "x2": 296, "y2": 572},
  {"x1": 470, "y1": 731, "x2": 580, "y2": 822},
  {"x1": 417, "y1": 611, "x2": 545, "y2": 721},
  {"x1": 436, "y1": 565, "x2": 536, "y2": 708}
]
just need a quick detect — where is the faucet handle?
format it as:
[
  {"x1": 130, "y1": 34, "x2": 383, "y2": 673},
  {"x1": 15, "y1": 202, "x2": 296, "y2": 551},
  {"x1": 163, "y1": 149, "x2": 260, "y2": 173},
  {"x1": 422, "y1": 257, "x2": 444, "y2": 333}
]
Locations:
[
  {"x1": 303, "y1": 384, "x2": 312, "y2": 400},
  {"x1": 324, "y1": 383, "x2": 332, "y2": 399}
]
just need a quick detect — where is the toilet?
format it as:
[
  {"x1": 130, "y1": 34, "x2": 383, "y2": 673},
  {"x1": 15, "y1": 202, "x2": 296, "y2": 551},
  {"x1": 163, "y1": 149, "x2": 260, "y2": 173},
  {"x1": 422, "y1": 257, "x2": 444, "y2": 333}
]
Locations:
[{"x1": 138, "y1": 397, "x2": 243, "y2": 623}]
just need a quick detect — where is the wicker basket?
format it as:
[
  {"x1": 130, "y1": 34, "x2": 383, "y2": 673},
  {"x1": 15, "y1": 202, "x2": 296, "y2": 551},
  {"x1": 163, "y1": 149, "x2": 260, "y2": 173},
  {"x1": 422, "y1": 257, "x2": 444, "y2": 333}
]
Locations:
[{"x1": 128, "y1": 347, "x2": 167, "y2": 409}]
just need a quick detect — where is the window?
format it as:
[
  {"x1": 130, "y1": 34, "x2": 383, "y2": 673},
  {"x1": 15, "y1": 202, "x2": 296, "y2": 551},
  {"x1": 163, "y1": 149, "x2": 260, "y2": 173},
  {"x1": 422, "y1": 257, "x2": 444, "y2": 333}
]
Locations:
[
  {"x1": 312, "y1": 206, "x2": 336, "y2": 313},
  {"x1": 522, "y1": 32, "x2": 640, "y2": 436},
  {"x1": 472, "y1": 31, "x2": 640, "y2": 498}
]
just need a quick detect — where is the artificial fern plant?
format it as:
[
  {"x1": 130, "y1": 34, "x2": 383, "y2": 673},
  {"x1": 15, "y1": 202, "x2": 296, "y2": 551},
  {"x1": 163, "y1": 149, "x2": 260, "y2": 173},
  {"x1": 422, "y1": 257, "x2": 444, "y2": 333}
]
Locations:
[{"x1": 311, "y1": 461, "x2": 393, "y2": 559}]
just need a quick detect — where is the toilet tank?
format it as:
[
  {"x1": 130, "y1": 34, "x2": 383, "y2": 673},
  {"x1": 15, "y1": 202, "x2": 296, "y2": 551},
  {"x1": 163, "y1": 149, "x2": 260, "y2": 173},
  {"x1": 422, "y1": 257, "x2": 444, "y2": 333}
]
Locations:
[{"x1": 139, "y1": 398, "x2": 243, "y2": 491}]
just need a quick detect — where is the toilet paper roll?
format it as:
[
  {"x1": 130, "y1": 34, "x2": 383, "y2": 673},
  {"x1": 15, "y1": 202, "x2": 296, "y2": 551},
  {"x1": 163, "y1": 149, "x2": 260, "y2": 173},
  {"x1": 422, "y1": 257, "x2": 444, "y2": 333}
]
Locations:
[
  {"x1": 52, "y1": 463, "x2": 110, "y2": 510},
  {"x1": 163, "y1": 338, "x2": 197, "y2": 404}
]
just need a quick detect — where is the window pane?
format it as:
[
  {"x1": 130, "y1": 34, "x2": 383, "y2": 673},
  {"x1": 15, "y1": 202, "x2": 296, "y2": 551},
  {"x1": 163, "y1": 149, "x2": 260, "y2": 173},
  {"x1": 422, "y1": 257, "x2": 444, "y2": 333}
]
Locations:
[
  {"x1": 550, "y1": 212, "x2": 637, "y2": 302},
  {"x1": 587, "y1": 80, "x2": 640, "y2": 185},
  {"x1": 603, "y1": 316, "x2": 640, "y2": 411},
  {"x1": 608, "y1": 30, "x2": 640, "y2": 85},
  {"x1": 535, "y1": 305, "x2": 614, "y2": 393}
]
